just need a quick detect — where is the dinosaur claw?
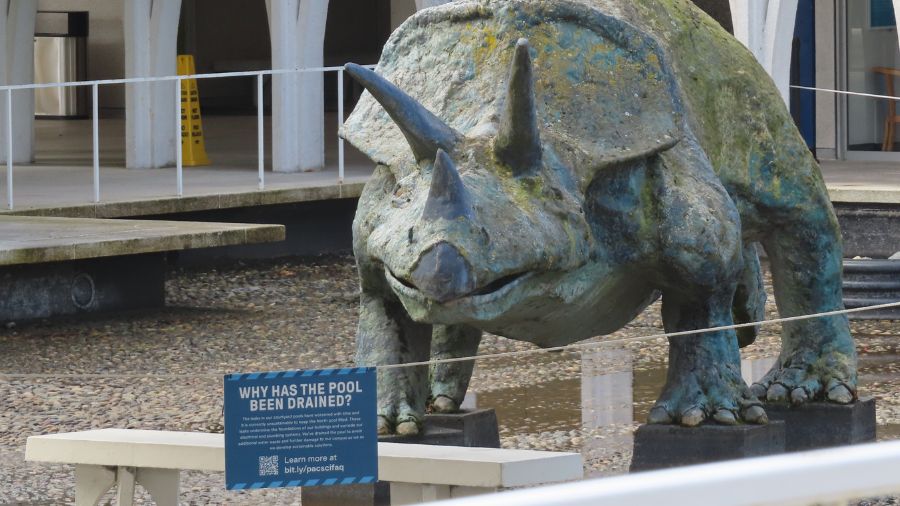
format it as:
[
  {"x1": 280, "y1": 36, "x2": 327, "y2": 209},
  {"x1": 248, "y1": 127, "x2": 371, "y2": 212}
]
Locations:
[
  {"x1": 827, "y1": 383, "x2": 854, "y2": 404},
  {"x1": 742, "y1": 405, "x2": 768, "y2": 424},
  {"x1": 713, "y1": 409, "x2": 737, "y2": 425},
  {"x1": 767, "y1": 383, "x2": 789, "y2": 403},
  {"x1": 749, "y1": 383, "x2": 768, "y2": 400},
  {"x1": 680, "y1": 407, "x2": 705, "y2": 427},
  {"x1": 647, "y1": 406, "x2": 673, "y2": 424},
  {"x1": 791, "y1": 388, "x2": 809, "y2": 405}
]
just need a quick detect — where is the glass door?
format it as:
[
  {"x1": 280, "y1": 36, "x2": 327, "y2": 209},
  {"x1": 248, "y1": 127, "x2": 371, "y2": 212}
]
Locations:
[{"x1": 843, "y1": 0, "x2": 900, "y2": 160}]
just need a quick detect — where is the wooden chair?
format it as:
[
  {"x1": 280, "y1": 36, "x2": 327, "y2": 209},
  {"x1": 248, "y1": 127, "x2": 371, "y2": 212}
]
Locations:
[{"x1": 873, "y1": 67, "x2": 900, "y2": 151}]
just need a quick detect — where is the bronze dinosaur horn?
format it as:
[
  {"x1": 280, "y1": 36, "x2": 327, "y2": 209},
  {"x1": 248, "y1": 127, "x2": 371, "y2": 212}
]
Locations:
[
  {"x1": 494, "y1": 39, "x2": 542, "y2": 175},
  {"x1": 423, "y1": 149, "x2": 471, "y2": 220},
  {"x1": 345, "y1": 63, "x2": 461, "y2": 162}
]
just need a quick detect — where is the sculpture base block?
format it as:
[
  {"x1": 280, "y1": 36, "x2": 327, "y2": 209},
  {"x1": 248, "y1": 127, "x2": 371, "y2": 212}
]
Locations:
[
  {"x1": 302, "y1": 409, "x2": 500, "y2": 506},
  {"x1": 630, "y1": 421, "x2": 785, "y2": 472},
  {"x1": 764, "y1": 397, "x2": 876, "y2": 452}
]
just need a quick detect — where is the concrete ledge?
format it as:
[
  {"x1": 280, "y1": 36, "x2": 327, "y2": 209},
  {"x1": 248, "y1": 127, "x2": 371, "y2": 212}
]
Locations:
[
  {"x1": 0, "y1": 215, "x2": 285, "y2": 266},
  {"x1": 1, "y1": 182, "x2": 366, "y2": 219},
  {"x1": 828, "y1": 186, "x2": 900, "y2": 205}
]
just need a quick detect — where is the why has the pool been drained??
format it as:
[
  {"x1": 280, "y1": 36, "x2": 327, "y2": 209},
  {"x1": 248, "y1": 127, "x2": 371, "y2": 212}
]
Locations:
[{"x1": 239, "y1": 381, "x2": 365, "y2": 412}]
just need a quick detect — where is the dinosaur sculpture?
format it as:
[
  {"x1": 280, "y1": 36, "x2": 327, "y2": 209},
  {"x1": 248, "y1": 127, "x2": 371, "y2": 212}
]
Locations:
[{"x1": 342, "y1": 0, "x2": 856, "y2": 435}]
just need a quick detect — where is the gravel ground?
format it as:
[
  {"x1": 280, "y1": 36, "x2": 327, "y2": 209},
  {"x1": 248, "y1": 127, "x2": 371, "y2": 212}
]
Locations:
[{"x1": 0, "y1": 255, "x2": 898, "y2": 504}]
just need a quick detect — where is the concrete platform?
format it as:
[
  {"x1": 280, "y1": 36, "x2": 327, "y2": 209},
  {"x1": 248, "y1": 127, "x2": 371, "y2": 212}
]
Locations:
[
  {"x1": 0, "y1": 215, "x2": 284, "y2": 320},
  {"x1": 0, "y1": 215, "x2": 284, "y2": 265}
]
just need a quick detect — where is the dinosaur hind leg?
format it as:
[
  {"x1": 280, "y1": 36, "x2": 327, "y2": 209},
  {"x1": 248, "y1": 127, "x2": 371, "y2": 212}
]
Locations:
[{"x1": 752, "y1": 214, "x2": 857, "y2": 405}]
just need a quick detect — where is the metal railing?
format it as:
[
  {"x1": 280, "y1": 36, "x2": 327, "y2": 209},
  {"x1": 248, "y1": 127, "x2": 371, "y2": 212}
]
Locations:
[
  {"x1": 434, "y1": 440, "x2": 900, "y2": 506},
  {"x1": 0, "y1": 64, "x2": 373, "y2": 211}
]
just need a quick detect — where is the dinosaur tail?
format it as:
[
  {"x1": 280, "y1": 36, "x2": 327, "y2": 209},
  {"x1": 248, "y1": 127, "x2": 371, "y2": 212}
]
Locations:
[{"x1": 732, "y1": 243, "x2": 766, "y2": 348}]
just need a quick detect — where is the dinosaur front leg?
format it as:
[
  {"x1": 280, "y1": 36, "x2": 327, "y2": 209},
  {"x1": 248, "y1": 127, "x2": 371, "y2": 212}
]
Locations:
[
  {"x1": 753, "y1": 220, "x2": 857, "y2": 405},
  {"x1": 648, "y1": 291, "x2": 767, "y2": 426},
  {"x1": 356, "y1": 290, "x2": 432, "y2": 436},
  {"x1": 430, "y1": 325, "x2": 482, "y2": 413}
]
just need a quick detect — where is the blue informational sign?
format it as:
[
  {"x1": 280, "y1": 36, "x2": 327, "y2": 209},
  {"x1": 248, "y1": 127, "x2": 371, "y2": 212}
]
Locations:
[{"x1": 224, "y1": 367, "x2": 378, "y2": 490}]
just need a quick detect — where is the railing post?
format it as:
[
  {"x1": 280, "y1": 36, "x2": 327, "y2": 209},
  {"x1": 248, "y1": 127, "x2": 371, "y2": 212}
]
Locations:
[
  {"x1": 175, "y1": 78, "x2": 183, "y2": 197},
  {"x1": 257, "y1": 73, "x2": 265, "y2": 191},
  {"x1": 337, "y1": 68, "x2": 345, "y2": 184},
  {"x1": 92, "y1": 84, "x2": 101, "y2": 203},
  {"x1": 6, "y1": 88, "x2": 13, "y2": 210}
]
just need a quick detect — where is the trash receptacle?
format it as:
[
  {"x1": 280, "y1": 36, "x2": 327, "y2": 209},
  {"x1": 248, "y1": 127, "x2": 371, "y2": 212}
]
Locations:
[{"x1": 34, "y1": 11, "x2": 88, "y2": 118}]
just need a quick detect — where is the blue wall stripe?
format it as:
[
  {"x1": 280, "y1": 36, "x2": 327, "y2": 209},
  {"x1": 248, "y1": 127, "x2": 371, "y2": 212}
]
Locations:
[
  {"x1": 246, "y1": 373, "x2": 261, "y2": 380},
  {"x1": 249, "y1": 482, "x2": 266, "y2": 489},
  {"x1": 341, "y1": 477, "x2": 356, "y2": 484},
  {"x1": 320, "y1": 369, "x2": 334, "y2": 376},
  {"x1": 283, "y1": 371, "x2": 297, "y2": 378},
  {"x1": 304, "y1": 479, "x2": 320, "y2": 486},
  {"x1": 287, "y1": 480, "x2": 302, "y2": 487},
  {"x1": 302, "y1": 370, "x2": 315, "y2": 377},
  {"x1": 359, "y1": 476, "x2": 375, "y2": 484},
  {"x1": 323, "y1": 478, "x2": 338, "y2": 485},
  {"x1": 230, "y1": 483, "x2": 247, "y2": 490},
  {"x1": 269, "y1": 481, "x2": 283, "y2": 488},
  {"x1": 338, "y1": 368, "x2": 352, "y2": 375},
  {"x1": 264, "y1": 372, "x2": 279, "y2": 379}
]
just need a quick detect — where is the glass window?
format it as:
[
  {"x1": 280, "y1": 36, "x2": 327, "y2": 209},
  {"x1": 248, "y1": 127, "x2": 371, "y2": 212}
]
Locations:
[{"x1": 846, "y1": 0, "x2": 900, "y2": 154}]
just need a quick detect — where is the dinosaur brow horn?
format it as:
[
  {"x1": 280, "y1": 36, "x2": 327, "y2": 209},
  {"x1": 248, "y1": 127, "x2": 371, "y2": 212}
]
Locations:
[
  {"x1": 345, "y1": 63, "x2": 461, "y2": 162},
  {"x1": 494, "y1": 38, "x2": 542, "y2": 176}
]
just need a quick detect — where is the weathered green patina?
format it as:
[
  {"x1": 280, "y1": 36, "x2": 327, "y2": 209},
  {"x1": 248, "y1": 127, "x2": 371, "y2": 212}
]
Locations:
[{"x1": 342, "y1": 0, "x2": 856, "y2": 435}]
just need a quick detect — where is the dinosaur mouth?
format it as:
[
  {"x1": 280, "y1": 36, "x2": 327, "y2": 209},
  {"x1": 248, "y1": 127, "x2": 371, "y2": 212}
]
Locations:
[{"x1": 386, "y1": 268, "x2": 533, "y2": 304}]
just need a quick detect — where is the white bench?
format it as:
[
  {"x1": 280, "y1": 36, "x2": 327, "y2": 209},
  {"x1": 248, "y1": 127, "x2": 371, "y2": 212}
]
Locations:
[{"x1": 25, "y1": 429, "x2": 583, "y2": 505}]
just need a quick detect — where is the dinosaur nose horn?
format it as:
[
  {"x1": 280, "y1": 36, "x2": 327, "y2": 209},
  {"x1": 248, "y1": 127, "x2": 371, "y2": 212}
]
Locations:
[
  {"x1": 410, "y1": 242, "x2": 477, "y2": 303},
  {"x1": 423, "y1": 149, "x2": 471, "y2": 221}
]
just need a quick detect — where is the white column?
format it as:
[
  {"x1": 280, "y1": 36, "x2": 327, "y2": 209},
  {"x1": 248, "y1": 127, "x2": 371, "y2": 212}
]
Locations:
[
  {"x1": 0, "y1": 0, "x2": 37, "y2": 164},
  {"x1": 730, "y1": 0, "x2": 798, "y2": 106},
  {"x1": 266, "y1": 0, "x2": 329, "y2": 173},
  {"x1": 895, "y1": 0, "x2": 900, "y2": 56},
  {"x1": 124, "y1": 0, "x2": 182, "y2": 169}
]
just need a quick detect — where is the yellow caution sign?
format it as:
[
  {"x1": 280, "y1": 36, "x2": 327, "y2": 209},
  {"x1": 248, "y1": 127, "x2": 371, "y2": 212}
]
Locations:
[{"x1": 177, "y1": 55, "x2": 210, "y2": 166}]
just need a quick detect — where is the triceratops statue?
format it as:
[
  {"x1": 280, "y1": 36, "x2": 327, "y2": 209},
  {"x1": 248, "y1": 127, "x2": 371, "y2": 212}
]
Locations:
[{"x1": 342, "y1": 0, "x2": 856, "y2": 436}]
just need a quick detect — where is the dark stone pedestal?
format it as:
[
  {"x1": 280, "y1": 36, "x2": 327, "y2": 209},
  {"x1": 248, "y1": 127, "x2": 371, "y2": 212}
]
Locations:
[
  {"x1": 630, "y1": 421, "x2": 786, "y2": 472},
  {"x1": 764, "y1": 397, "x2": 876, "y2": 452},
  {"x1": 302, "y1": 409, "x2": 500, "y2": 506}
]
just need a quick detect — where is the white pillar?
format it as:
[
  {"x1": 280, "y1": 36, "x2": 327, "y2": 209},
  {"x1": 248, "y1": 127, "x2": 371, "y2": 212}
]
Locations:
[
  {"x1": 0, "y1": 0, "x2": 37, "y2": 164},
  {"x1": 730, "y1": 0, "x2": 798, "y2": 106},
  {"x1": 124, "y1": 0, "x2": 182, "y2": 169},
  {"x1": 895, "y1": 0, "x2": 900, "y2": 56},
  {"x1": 266, "y1": 0, "x2": 329, "y2": 173}
]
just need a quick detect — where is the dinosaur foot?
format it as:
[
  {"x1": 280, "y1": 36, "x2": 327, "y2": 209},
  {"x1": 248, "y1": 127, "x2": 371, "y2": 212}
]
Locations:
[
  {"x1": 749, "y1": 349, "x2": 857, "y2": 405},
  {"x1": 648, "y1": 367, "x2": 767, "y2": 426}
]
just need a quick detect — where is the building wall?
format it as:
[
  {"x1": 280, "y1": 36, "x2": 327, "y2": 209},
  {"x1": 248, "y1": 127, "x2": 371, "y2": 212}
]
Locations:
[{"x1": 37, "y1": 0, "x2": 125, "y2": 111}]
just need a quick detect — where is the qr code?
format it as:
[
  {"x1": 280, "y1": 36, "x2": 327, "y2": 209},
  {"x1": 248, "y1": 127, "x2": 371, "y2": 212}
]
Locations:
[{"x1": 258, "y1": 455, "x2": 279, "y2": 476}]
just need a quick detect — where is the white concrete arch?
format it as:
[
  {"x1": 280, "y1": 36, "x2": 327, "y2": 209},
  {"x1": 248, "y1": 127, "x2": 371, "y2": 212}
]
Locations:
[
  {"x1": 266, "y1": 0, "x2": 330, "y2": 173},
  {"x1": 0, "y1": 0, "x2": 37, "y2": 164},
  {"x1": 729, "y1": 0, "x2": 799, "y2": 106},
  {"x1": 124, "y1": 0, "x2": 182, "y2": 169}
]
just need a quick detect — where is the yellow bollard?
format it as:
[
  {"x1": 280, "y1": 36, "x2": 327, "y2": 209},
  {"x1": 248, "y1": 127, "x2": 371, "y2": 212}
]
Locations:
[{"x1": 177, "y1": 55, "x2": 210, "y2": 166}]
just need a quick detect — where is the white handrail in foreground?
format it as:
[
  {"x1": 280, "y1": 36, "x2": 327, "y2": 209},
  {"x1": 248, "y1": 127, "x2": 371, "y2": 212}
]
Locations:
[{"x1": 433, "y1": 440, "x2": 900, "y2": 506}]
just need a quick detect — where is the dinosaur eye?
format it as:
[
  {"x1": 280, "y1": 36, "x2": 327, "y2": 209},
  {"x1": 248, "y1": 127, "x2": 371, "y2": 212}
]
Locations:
[{"x1": 391, "y1": 183, "x2": 412, "y2": 208}]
